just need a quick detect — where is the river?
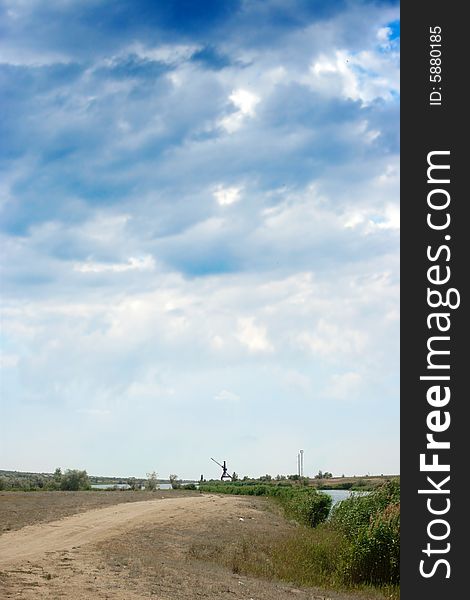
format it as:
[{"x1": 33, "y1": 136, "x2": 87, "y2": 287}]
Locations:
[
  {"x1": 91, "y1": 483, "x2": 173, "y2": 490},
  {"x1": 320, "y1": 488, "x2": 365, "y2": 506}
]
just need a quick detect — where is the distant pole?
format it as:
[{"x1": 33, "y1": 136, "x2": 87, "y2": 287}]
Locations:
[
  {"x1": 300, "y1": 449, "x2": 304, "y2": 477},
  {"x1": 297, "y1": 453, "x2": 300, "y2": 476}
]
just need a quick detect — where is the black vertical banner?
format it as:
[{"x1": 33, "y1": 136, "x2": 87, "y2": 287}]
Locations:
[{"x1": 401, "y1": 2, "x2": 467, "y2": 598}]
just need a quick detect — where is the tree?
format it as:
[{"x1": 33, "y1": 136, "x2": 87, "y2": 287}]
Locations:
[
  {"x1": 127, "y1": 477, "x2": 139, "y2": 491},
  {"x1": 146, "y1": 471, "x2": 159, "y2": 491},
  {"x1": 60, "y1": 469, "x2": 90, "y2": 491},
  {"x1": 314, "y1": 470, "x2": 332, "y2": 479},
  {"x1": 169, "y1": 474, "x2": 181, "y2": 489},
  {"x1": 231, "y1": 472, "x2": 239, "y2": 481}
]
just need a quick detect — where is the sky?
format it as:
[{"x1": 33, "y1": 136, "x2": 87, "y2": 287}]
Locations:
[{"x1": 0, "y1": 0, "x2": 400, "y2": 480}]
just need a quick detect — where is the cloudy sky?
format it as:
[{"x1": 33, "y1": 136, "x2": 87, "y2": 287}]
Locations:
[{"x1": 0, "y1": 0, "x2": 399, "y2": 480}]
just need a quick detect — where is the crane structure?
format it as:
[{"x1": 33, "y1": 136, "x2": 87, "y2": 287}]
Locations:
[{"x1": 210, "y1": 457, "x2": 233, "y2": 481}]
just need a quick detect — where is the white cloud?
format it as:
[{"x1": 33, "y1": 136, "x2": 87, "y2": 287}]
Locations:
[
  {"x1": 326, "y1": 371, "x2": 362, "y2": 400},
  {"x1": 297, "y1": 319, "x2": 367, "y2": 360},
  {"x1": 211, "y1": 335, "x2": 224, "y2": 349},
  {"x1": 374, "y1": 204, "x2": 400, "y2": 231},
  {"x1": 0, "y1": 50, "x2": 67, "y2": 66},
  {"x1": 127, "y1": 380, "x2": 175, "y2": 401},
  {"x1": 236, "y1": 317, "x2": 274, "y2": 353},
  {"x1": 309, "y1": 47, "x2": 399, "y2": 104},
  {"x1": 76, "y1": 408, "x2": 111, "y2": 416},
  {"x1": 278, "y1": 369, "x2": 311, "y2": 394},
  {"x1": 220, "y1": 88, "x2": 260, "y2": 132},
  {"x1": 214, "y1": 389, "x2": 240, "y2": 403},
  {"x1": 213, "y1": 184, "x2": 242, "y2": 206},
  {"x1": 74, "y1": 255, "x2": 155, "y2": 273},
  {"x1": 125, "y1": 42, "x2": 199, "y2": 65},
  {"x1": 376, "y1": 26, "x2": 397, "y2": 51},
  {"x1": 343, "y1": 204, "x2": 399, "y2": 233},
  {"x1": 0, "y1": 354, "x2": 19, "y2": 368},
  {"x1": 377, "y1": 27, "x2": 392, "y2": 43},
  {"x1": 229, "y1": 89, "x2": 260, "y2": 116}
]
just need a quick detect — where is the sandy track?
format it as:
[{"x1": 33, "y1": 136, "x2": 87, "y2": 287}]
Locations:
[{"x1": 0, "y1": 495, "x2": 222, "y2": 568}]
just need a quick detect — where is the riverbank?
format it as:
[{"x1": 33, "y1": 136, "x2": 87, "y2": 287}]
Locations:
[{"x1": 198, "y1": 480, "x2": 399, "y2": 596}]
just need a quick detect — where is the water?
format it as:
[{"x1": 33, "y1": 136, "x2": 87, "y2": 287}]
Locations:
[
  {"x1": 320, "y1": 488, "x2": 369, "y2": 507},
  {"x1": 91, "y1": 482, "x2": 173, "y2": 490},
  {"x1": 91, "y1": 484, "x2": 131, "y2": 490}
]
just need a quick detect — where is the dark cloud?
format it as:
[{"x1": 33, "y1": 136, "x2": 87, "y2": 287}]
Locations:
[{"x1": 190, "y1": 46, "x2": 233, "y2": 70}]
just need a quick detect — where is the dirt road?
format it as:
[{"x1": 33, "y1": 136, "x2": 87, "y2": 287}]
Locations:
[
  {"x1": 0, "y1": 494, "x2": 384, "y2": 599},
  {"x1": 0, "y1": 496, "x2": 214, "y2": 568}
]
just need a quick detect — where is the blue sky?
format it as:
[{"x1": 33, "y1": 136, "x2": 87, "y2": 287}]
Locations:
[{"x1": 0, "y1": 0, "x2": 399, "y2": 480}]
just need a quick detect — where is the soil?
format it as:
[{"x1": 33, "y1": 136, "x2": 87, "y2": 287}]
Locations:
[{"x1": 0, "y1": 493, "x2": 387, "y2": 599}]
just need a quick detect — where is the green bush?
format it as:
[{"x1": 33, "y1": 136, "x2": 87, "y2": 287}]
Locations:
[
  {"x1": 343, "y1": 502, "x2": 400, "y2": 584},
  {"x1": 329, "y1": 481, "x2": 400, "y2": 585},
  {"x1": 284, "y1": 490, "x2": 332, "y2": 528}
]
